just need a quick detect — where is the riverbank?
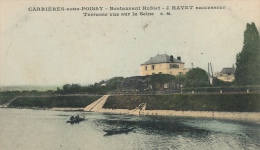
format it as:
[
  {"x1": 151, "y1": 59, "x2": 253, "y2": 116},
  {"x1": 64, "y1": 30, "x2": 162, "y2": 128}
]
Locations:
[
  {"x1": 90, "y1": 108, "x2": 260, "y2": 122},
  {"x1": 50, "y1": 107, "x2": 84, "y2": 111},
  {"x1": 82, "y1": 95, "x2": 260, "y2": 123},
  {"x1": 1, "y1": 106, "x2": 259, "y2": 123},
  {"x1": 6, "y1": 95, "x2": 101, "y2": 108},
  {"x1": 139, "y1": 110, "x2": 260, "y2": 122},
  {"x1": 1, "y1": 93, "x2": 260, "y2": 122}
]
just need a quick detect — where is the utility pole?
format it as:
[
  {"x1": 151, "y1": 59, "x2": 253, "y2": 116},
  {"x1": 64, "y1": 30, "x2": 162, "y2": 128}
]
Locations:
[{"x1": 208, "y1": 62, "x2": 214, "y2": 85}]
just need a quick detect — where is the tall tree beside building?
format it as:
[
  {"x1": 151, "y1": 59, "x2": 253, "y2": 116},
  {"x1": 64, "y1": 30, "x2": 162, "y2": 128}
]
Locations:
[{"x1": 235, "y1": 23, "x2": 260, "y2": 85}]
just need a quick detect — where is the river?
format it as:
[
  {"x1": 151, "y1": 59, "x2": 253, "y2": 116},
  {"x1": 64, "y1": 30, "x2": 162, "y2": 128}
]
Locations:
[{"x1": 0, "y1": 108, "x2": 259, "y2": 150}]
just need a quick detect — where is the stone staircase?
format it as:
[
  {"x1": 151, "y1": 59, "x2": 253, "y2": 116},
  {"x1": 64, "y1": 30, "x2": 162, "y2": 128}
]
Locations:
[
  {"x1": 129, "y1": 103, "x2": 146, "y2": 115},
  {"x1": 83, "y1": 95, "x2": 109, "y2": 112}
]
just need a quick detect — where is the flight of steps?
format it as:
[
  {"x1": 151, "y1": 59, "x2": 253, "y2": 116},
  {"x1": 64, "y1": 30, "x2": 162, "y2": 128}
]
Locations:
[
  {"x1": 129, "y1": 103, "x2": 146, "y2": 115},
  {"x1": 83, "y1": 95, "x2": 109, "y2": 112}
]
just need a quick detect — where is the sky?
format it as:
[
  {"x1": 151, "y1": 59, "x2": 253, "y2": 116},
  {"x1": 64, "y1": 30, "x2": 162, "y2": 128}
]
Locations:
[{"x1": 0, "y1": 0, "x2": 259, "y2": 86}]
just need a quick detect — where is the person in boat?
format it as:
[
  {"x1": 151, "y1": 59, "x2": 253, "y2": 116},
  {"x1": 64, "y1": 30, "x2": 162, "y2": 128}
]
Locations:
[
  {"x1": 70, "y1": 116, "x2": 75, "y2": 121},
  {"x1": 75, "y1": 115, "x2": 79, "y2": 120}
]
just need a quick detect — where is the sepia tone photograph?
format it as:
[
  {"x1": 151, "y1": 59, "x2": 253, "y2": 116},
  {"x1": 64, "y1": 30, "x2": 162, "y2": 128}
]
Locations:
[{"x1": 0, "y1": 0, "x2": 259, "y2": 149}]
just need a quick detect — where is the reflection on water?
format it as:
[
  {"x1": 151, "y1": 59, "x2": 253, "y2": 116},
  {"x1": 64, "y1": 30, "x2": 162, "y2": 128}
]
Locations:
[
  {"x1": 0, "y1": 108, "x2": 259, "y2": 150},
  {"x1": 97, "y1": 116, "x2": 209, "y2": 136}
]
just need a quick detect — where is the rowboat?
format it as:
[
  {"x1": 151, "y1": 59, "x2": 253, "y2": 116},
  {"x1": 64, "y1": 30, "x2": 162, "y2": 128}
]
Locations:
[
  {"x1": 66, "y1": 115, "x2": 85, "y2": 124},
  {"x1": 103, "y1": 127, "x2": 134, "y2": 135}
]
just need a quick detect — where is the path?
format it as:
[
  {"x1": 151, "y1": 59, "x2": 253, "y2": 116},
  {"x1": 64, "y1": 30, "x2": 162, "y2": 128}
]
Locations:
[
  {"x1": 84, "y1": 95, "x2": 109, "y2": 112},
  {"x1": 0, "y1": 97, "x2": 18, "y2": 108}
]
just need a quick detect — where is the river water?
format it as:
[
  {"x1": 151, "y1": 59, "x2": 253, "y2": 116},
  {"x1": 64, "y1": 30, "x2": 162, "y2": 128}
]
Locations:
[{"x1": 0, "y1": 108, "x2": 259, "y2": 150}]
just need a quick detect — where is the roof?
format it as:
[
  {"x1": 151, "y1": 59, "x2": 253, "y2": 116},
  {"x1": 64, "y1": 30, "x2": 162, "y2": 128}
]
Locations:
[
  {"x1": 220, "y1": 68, "x2": 236, "y2": 74},
  {"x1": 141, "y1": 54, "x2": 183, "y2": 65}
]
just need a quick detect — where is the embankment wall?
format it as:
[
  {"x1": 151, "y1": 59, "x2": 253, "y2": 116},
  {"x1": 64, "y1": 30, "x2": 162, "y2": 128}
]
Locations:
[
  {"x1": 8, "y1": 96, "x2": 101, "y2": 108},
  {"x1": 103, "y1": 93, "x2": 260, "y2": 112}
]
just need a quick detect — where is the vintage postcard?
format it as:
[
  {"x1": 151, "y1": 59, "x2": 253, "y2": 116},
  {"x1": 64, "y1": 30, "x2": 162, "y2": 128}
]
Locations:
[{"x1": 0, "y1": 0, "x2": 259, "y2": 150}]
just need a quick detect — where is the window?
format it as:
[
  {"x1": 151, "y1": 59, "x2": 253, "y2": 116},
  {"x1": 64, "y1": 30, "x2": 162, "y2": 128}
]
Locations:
[
  {"x1": 152, "y1": 65, "x2": 155, "y2": 70},
  {"x1": 145, "y1": 66, "x2": 147, "y2": 70},
  {"x1": 179, "y1": 72, "x2": 183, "y2": 75},
  {"x1": 170, "y1": 64, "x2": 179, "y2": 68}
]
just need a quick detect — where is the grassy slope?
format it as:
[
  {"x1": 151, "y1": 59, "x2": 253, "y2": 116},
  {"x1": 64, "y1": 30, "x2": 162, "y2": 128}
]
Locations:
[
  {"x1": 9, "y1": 96, "x2": 101, "y2": 108},
  {"x1": 103, "y1": 93, "x2": 260, "y2": 112}
]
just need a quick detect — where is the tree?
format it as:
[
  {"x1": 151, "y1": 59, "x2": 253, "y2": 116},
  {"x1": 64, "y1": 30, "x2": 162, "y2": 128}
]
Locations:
[
  {"x1": 62, "y1": 84, "x2": 82, "y2": 93},
  {"x1": 184, "y1": 68, "x2": 210, "y2": 87},
  {"x1": 63, "y1": 84, "x2": 71, "y2": 93},
  {"x1": 235, "y1": 22, "x2": 260, "y2": 85},
  {"x1": 175, "y1": 75, "x2": 186, "y2": 85},
  {"x1": 213, "y1": 77, "x2": 234, "y2": 87},
  {"x1": 106, "y1": 77, "x2": 124, "y2": 89}
]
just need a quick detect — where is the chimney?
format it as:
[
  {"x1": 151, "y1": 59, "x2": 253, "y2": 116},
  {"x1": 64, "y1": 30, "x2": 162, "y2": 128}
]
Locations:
[
  {"x1": 170, "y1": 55, "x2": 173, "y2": 62},
  {"x1": 177, "y1": 56, "x2": 181, "y2": 61}
]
